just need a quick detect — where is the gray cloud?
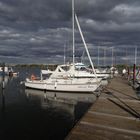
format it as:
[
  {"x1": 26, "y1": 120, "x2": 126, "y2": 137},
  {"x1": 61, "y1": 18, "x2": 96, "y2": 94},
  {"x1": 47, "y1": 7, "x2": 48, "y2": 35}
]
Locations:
[{"x1": 0, "y1": 0, "x2": 139, "y2": 65}]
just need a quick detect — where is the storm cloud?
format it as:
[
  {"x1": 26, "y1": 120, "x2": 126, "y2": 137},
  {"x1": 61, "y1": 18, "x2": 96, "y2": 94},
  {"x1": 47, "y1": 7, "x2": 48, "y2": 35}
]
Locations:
[{"x1": 0, "y1": 0, "x2": 140, "y2": 65}]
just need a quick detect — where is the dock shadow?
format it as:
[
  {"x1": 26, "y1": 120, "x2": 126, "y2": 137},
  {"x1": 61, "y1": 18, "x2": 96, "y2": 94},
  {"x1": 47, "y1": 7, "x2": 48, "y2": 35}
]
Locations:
[
  {"x1": 106, "y1": 87, "x2": 139, "y2": 101},
  {"x1": 104, "y1": 91, "x2": 113, "y2": 95},
  {"x1": 107, "y1": 98, "x2": 140, "y2": 119}
]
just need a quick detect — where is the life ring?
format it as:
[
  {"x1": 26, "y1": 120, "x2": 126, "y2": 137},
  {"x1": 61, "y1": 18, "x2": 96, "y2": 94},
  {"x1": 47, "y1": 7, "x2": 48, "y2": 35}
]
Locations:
[{"x1": 31, "y1": 74, "x2": 36, "y2": 80}]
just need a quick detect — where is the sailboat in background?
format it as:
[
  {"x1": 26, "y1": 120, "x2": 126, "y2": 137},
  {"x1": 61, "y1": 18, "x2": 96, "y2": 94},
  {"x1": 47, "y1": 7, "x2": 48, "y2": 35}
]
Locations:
[
  {"x1": 0, "y1": 66, "x2": 19, "y2": 77},
  {"x1": 25, "y1": 0, "x2": 101, "y2": 93}
]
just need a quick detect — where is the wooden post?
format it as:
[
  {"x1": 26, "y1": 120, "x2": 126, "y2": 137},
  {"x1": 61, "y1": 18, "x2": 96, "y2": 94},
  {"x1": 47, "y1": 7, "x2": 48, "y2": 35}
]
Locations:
[{"x1": 127, "y1": 66, "x2": 130, "y2": 81}]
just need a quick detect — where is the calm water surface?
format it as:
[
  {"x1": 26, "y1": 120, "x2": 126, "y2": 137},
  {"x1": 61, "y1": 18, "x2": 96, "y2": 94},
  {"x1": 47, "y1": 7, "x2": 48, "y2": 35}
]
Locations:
[
  {"x1": 0, "y1": 67, "x2": 97, "y2": 140},
  {"x1": 136, "y1": 86, "x2": 140, "y2": 98}
]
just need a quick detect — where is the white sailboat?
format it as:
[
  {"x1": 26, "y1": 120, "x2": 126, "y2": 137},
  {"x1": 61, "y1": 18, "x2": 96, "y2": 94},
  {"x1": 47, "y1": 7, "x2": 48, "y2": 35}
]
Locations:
[
  {"x1": 25, "y1": 64, "x2": 101, "y2": 93},
  {"x1": 25, "y1": 0, "x2": 101, "y2": 93}
]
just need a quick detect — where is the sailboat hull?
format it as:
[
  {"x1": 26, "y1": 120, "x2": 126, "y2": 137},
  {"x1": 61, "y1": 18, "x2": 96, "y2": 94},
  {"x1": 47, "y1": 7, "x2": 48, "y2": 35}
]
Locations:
[{"x1": 25, "y1": 79, "x2": 100, "y2": 93}]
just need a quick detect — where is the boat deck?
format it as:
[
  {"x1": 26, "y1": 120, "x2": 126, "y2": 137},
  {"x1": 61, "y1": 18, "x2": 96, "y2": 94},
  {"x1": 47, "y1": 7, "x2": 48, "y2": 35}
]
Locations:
[{"x1": 66, "y1": 76, "x2": 140, "y2": 140}]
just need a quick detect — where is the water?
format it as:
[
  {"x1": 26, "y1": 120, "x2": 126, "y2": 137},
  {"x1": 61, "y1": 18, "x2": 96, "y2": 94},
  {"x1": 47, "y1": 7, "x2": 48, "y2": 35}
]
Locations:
[
  {"x1": 136, "y1": 86, "x2": 140, "y2": 98},
  {"x1": 0, "y1": 67, "x2": 97, "y2": 140}
]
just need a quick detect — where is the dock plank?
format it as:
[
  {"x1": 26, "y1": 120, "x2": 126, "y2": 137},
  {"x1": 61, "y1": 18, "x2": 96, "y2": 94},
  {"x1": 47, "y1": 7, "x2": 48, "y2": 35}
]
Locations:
[
  {"x1": 81, "y1": 112, "x2": 140, "y2": 131},
  {"x1": 90, "y1": 98, "x2": 140, "y2": 117},
  {"x1": 66, "y1": 76, "x2": 140, "y2": 140}
]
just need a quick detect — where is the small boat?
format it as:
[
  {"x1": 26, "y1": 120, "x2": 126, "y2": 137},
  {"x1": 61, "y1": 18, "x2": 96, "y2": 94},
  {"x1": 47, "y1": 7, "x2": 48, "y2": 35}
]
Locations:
[
  {"x1": 72, "y1": 62, "x2": 110, "y2": 79},
  {"x1": 0, "y1": 66, "x2": 10, "y2": 76},
  {"x1": 25, "y1": 65, "x2": 101, "y2": 93},
  {"x1": 0, "y1": 66, "x2": 19, "y2": 77},
  {"x1": 9, "y1": 71, "x2": 19, "y2": 77}
]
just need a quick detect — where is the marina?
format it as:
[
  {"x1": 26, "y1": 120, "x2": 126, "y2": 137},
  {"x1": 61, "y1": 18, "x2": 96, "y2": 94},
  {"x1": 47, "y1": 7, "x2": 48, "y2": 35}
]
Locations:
[
  {"x1": 0, "y1": 0, "x2": 140, "y2": 140},
  {"x1": 0, "y1": 66, "x2": 139, "y2": 140}
]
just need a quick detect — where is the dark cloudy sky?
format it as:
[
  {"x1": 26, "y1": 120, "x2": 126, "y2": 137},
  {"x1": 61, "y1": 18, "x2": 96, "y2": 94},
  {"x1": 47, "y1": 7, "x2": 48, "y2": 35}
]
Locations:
[{"x1": 0, "y1": 0, "x2": 140, "y2": 65}]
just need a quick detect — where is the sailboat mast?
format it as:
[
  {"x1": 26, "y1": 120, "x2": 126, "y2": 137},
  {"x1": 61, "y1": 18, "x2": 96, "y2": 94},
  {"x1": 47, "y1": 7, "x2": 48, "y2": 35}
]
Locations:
[
  {"x1": 112, "y1": 47, "x2": 114, "y2": 67},
  {"x1": 135, "y1": 46, "x2": 137, "y2": 65},
  {"x1": 98, "y1": 46, "x2": 100, "y2": 66},
  {"x1": 64, "y1": 43, "x2": 66, "y2": 65},
  {"x1": 72, "y1": 0, "x2": 75, "y2": 64}
]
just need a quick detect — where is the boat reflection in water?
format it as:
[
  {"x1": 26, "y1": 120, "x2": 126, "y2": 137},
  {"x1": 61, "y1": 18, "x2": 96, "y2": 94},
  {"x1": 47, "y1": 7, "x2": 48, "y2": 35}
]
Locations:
[
  {"x1": 0, "y1": 76, "x2": 9, "y2": 88},
  {"x1": 24, "y1": 89, "x2": 97, "y2": 139},
  {"x1": 0, "y1": 74, "x2": 18, "y2": 89},
  {"x1": 25, "y1": 89, "x2": 97, "y2": 117}
]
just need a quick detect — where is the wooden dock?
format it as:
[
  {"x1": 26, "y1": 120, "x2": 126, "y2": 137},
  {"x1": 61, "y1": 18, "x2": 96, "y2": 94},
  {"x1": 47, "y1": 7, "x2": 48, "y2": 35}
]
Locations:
[{"x1": 66, "y1": 76, "x2": 140, "y2": 140}]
